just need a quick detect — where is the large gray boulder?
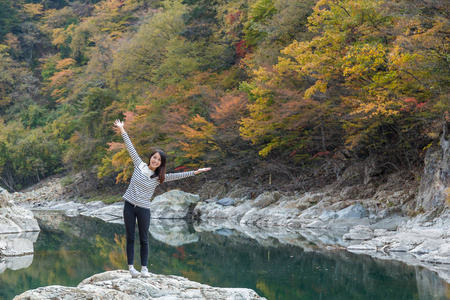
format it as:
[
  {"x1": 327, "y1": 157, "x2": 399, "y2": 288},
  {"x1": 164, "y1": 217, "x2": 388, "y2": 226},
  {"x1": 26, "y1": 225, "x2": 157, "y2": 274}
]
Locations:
[
  {"x1": 13, "y1": 270, "x2": 266, "y2": 300},
  {"x1": 343, "y1": 225, "x2": 374, "y2": 240},
  {"x1": 0, "y1": 187, "x2": 40, "y2": 234},
  {"x1": 150, "y1": 190, "x2": 200, "y2": 219}
]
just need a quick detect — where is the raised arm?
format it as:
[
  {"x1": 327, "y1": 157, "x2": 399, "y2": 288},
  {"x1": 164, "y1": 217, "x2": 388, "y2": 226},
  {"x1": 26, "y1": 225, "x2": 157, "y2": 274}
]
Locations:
[
  {"x1": 194, "y1": 167, "x2": 211, "y2": 175},
  {"x1": 165, "y1": 168, "x2": 211, "y2": 182},
  {"x1": 165, "y1": 171, "x2": 196, "y2": 182},
  {"x1": 114, "y1": 119, "x2": 143, "y2": 166}
]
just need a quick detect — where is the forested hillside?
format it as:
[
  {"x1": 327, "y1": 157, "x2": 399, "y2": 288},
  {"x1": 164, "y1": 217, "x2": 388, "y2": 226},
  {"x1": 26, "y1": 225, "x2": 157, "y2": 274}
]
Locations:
[{"x1": 0, "y1": 0, "x2": 449, "y2": 195}]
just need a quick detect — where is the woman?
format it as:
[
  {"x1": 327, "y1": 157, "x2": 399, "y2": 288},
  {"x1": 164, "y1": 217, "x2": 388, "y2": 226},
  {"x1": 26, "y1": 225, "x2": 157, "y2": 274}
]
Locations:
[{"x1": 114, "y1": 119, "x2": 211, "y2": 278}]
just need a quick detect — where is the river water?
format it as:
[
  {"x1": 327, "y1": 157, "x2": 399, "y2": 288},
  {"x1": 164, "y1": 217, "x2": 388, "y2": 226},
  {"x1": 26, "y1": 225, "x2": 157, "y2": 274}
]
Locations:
[{"x1": 0, "y1": 213, "x2": 448, "y2": 300}]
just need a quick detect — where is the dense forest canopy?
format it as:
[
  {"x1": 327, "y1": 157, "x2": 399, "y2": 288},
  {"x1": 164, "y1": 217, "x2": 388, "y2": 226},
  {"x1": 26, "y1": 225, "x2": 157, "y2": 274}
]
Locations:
[{"x1": 0, "y1": 0, "x2": 449, "y2": 193}]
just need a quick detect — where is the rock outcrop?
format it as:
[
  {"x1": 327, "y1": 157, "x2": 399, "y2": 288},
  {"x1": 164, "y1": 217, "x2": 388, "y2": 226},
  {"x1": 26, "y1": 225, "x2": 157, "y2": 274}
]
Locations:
[
  {"x1": 416, "y1": 127, "x2": 450, "y2": 210},
  {"x1": 0, "y1": 187, "x2": 40, "y2": 274},
  {"x1": 150, "y1": 189, "x2": 200, "y2": 219},
  {"x1": 0, "y1": 188, "x2": 39, "y2": 257},
  {"x1": 13, "y1": 270, "x2": 266, "y2": 300},
  {"x1": 1, "y1": 187, "x2": 40, "y2": 233}
]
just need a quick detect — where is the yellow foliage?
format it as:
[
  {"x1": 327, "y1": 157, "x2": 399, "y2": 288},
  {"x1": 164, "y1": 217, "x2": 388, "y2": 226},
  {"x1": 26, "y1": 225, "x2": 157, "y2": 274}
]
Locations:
[
  {"x1": 277, "y1": 30, "x2": 346, "y2": 99},
  {"x1": 304, "y1": 80, "x2": 328, "y2": 99},
  {"x1": 51, "y1": 24, "x2": 76, "y2": 46},
  {"x1": 343, "y1": 43, "x2": 386, "y2": 77},
  {"x1": 180, "y1": 115, "x2": 218, "y2": 160},
  {"x1": 23, "y1": 3, "x2": 44, "y2": 17},
  {"x1": 347, "y1": 94, "x2": 402, "y2": 119},
  {"x1": 113, "y1": 154, "x2": 133, "y2": 184},
  {"x1": 240, "y1": 116, "x2": 272, "y2": 142},
  {"x1": 258, "y1": 138, "x2": 281, "y2": 157},
  {"x1": 252, "y1": 67, "x2": 271, "y2": 82},
  {"x1": 50, "y1": 88, "x2": 66, "y2": 99},
  {"x1": 0, "y1": 95, "x2": 11, "y2": 107}
]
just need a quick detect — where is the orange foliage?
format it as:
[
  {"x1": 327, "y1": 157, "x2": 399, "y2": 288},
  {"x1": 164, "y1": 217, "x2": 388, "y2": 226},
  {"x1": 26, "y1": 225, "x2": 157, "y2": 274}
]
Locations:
[
  {"x1": 107, "y1": 141, "x2": 125, "y2": 151},
  {"x1": 211, "y1": 93, "x2": 248, "y2": 129},
  {"x1": 162, "y1": 103, "x2": 190, "y2": 135},
  {"x1": 56, "y1": 58, "x2": 76, "y2": 70},
  {"x1": 49, "y1": 69, "x2": 75, "y2": 87},
  {"x1": 111, "y1": 150, "x2": 133, "y2": 183},
  {"x1": 180, "y1": 114, "x2": 218, "y2": 160},
  {"x1": 123, "y1": 111, "x2": 136, "y2": 123},
  {"x1": 181, "y1": 115, "x2": 215, "y2": 140}
]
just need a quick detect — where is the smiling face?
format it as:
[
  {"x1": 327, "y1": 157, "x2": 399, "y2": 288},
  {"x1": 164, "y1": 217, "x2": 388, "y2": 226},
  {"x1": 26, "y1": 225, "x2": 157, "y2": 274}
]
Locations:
[{"x1": 148, "y1": 152, "x2": 162, "y2": 171}]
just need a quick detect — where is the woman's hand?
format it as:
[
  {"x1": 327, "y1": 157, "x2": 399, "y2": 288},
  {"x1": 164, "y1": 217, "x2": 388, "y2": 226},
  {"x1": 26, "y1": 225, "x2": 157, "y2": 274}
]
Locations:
[
  {"x1": 114, "y1": 119, "x2": 126, "y2": 134},
  {"x1": 194, "y1": 167, "x2": 211, "y2": 175}
]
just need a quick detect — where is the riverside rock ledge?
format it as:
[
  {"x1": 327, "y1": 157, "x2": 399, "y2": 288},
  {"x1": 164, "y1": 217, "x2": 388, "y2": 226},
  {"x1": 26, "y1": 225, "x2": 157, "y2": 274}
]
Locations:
[
  {"x1": 13, "y1": 269, "x2": 266, "y2": 300},
  {"x1": 0, "y1": 187, "x2": 40, "y2": 258}
]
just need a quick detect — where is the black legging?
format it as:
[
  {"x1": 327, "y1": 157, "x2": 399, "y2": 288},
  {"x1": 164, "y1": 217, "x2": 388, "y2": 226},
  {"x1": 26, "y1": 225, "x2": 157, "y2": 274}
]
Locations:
[{"x1": 123, "y1": 200, "x2": 151, "y2": 267}]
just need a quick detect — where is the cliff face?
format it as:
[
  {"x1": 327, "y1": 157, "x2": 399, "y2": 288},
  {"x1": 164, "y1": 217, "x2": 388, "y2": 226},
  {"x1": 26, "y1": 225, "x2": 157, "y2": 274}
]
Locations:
[{"x1": 416, "y1": 132, "x2": 450, "y2": 211}]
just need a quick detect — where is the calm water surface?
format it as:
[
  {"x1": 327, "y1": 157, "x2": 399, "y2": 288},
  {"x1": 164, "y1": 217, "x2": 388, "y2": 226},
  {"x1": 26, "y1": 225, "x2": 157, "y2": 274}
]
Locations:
[{"x1": 0, "y1": 213, "x2": 448, "y2": 300}]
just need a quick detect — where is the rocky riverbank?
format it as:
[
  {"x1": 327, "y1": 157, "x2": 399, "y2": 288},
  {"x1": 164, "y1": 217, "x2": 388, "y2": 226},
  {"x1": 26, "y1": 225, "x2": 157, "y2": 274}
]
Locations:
[{"x1": 10, "y1": 177, "x2": 450, "y2": 284}]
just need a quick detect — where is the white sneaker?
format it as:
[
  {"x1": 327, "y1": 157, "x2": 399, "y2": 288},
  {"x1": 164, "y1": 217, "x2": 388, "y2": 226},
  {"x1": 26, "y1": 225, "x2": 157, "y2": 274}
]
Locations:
[
  {"x1": 141, "y1": 266, "x2": 150, "y2": 278},
  {"x1": 129, "y1": 267, "x2": 140, "y2": 278}
]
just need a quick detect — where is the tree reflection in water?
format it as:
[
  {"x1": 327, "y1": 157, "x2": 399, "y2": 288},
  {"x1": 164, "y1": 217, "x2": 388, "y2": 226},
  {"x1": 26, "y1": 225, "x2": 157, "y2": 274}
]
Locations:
[{"x1": 96, "y1": 234, "x2": 127, "y2": 270}]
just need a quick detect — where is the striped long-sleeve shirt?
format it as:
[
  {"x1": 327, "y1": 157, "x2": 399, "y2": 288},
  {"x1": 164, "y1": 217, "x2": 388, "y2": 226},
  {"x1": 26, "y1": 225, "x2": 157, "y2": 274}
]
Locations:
[{"x1": 121, "y1": 132, "x2": 195, "y2": 209}]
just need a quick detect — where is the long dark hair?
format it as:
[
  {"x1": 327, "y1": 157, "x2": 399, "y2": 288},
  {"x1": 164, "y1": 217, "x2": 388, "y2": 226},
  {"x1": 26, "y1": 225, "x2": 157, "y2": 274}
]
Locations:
[{"x1": 149, "y1": 149, "x2": 167, "y2": 183}]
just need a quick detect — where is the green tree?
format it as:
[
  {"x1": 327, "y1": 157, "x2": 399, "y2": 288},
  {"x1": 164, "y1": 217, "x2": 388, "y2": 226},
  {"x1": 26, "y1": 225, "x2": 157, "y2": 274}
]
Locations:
[
  {"x1": 243, "y1": 0, "x2": 276, "y2": 46},
  {"x1": 108, "y1": 0, "x2": 189, "y2": 90},
  {"x1": 0, "y1": 0, "x2": 18, "y2": 42},
  {"x1": 0, "y1": 120, "x2": 64, "y2": 190}
]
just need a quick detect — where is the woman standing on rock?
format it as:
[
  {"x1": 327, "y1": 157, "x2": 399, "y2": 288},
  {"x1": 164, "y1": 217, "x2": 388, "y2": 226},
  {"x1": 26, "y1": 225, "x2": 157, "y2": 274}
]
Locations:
[{"x1": 114, "y1": 119, "x2": 211, "y2": 278}]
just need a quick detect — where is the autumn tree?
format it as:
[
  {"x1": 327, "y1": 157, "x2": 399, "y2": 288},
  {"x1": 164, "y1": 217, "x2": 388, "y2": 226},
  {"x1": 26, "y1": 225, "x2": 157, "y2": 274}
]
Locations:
[
  {"x1": 239, "y1": 0, "x2": 449, "y2": 174},
  {"x1": 1, "y1": 0, "x2": 449, "y2": 192}
]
